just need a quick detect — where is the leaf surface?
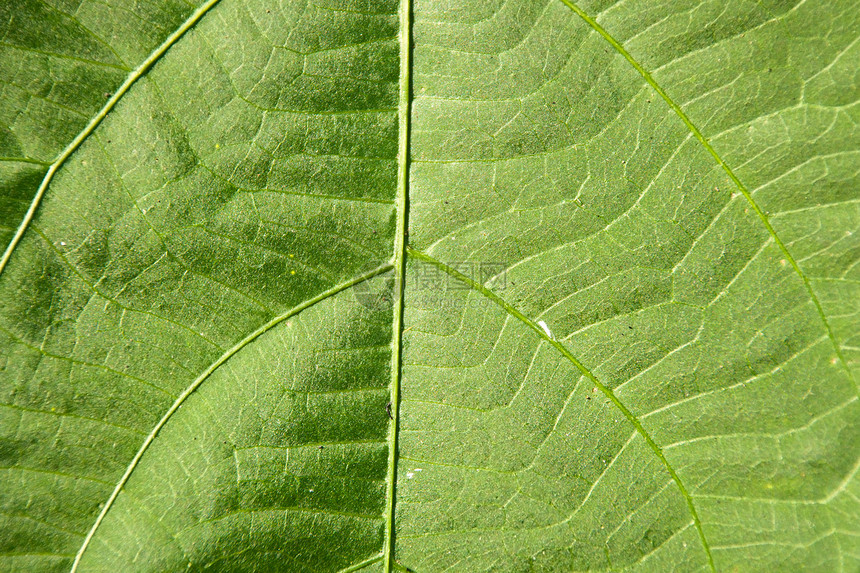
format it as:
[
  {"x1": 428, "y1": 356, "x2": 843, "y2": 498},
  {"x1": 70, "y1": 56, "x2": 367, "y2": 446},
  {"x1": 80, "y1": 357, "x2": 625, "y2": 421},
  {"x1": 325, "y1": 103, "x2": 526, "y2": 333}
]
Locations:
[{"x1": 0, "y1": 0, "x2": 858, "y2": 572}]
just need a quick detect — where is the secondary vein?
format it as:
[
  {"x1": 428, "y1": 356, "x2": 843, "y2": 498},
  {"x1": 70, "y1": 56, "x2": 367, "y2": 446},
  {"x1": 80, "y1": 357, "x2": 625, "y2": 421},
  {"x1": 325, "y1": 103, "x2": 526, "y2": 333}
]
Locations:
[
  {"x1": 338, "y1": 554, "x2": 384, "y2": 573},
  {"x1": 558, "y1": 0, "x2": 857, "y2": 399},
  {"x1": 0, "y1": 0, "x2": 224, "y2": 279},
  {"x1": 406, "y1": 245, "x2": 716, "y2": 572},
  {"x1": 69, "y1": 264, "x2": 393, "y2": 572}
]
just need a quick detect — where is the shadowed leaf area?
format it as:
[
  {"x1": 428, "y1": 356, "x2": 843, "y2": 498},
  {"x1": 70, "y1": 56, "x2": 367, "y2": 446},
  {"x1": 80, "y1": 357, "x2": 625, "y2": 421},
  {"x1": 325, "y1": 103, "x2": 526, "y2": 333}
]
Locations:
[{"x1": 0, "y1": 0, "x2": 857, "y2": 572}]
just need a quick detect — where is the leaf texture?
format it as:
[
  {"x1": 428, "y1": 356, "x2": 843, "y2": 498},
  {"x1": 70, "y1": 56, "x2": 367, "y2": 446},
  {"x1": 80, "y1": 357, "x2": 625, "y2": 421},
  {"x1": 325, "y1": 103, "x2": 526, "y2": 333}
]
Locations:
[{"x1": 0, "y1": 0, "x2": 858, "y2": 572}]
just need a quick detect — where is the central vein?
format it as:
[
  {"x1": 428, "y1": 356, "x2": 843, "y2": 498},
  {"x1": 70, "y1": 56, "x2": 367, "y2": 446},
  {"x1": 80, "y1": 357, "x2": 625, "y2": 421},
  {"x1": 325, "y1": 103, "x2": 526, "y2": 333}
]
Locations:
[{"x1": 383, "y1": 0, "x2": 413, "y2": 569}]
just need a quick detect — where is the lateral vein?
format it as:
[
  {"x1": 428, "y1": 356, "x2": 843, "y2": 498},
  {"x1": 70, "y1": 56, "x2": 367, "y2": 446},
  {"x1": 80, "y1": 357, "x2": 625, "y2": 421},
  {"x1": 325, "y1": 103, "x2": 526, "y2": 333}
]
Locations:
[
  {"x1": 558, "y1": 0, "x2": 856, "y2": 401},
  {"x1": 406, "y1": 245, "x2": 716, "y2": 572},
  {"x1": 0, "y1": 0, "x2": 224, "y2": 278},
  {"x1": 338, "y1": 554, "x2": 384, "y2": 573},
  {"x1": 69, "y1": 264, "x2": 393, "y2": 571}
]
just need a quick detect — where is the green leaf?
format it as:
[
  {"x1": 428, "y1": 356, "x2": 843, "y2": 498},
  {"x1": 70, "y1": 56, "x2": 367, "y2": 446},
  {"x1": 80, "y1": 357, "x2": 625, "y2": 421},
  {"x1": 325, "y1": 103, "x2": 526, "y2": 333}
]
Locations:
[{"x1": 1, "y1": 0, "x2": 857, "y2": 572}]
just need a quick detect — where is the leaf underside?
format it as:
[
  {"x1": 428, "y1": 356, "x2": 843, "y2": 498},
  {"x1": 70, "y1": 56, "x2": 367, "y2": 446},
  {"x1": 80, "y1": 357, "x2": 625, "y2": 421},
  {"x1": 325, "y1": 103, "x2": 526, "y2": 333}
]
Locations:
[{"x1": 0, "y1": 0, "x2": 858, "y2": 572}]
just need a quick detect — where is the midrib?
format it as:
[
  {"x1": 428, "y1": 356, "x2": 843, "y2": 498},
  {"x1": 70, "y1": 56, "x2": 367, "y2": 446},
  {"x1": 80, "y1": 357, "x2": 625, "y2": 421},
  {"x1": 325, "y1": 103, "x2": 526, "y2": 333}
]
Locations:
[{"x1": 383, "y1": 0, "x2": 414, "y2": 568}]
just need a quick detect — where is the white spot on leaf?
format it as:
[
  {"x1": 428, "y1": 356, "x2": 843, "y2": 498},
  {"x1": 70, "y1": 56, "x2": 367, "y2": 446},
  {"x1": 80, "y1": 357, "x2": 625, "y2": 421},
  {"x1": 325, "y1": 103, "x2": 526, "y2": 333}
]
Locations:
[{"x1": 537, "y1": 320, "x2": 554, "y2": 340}]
